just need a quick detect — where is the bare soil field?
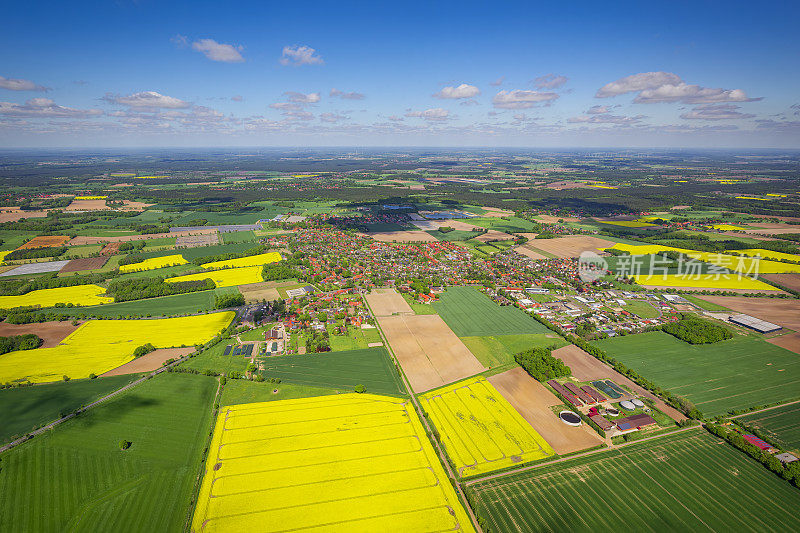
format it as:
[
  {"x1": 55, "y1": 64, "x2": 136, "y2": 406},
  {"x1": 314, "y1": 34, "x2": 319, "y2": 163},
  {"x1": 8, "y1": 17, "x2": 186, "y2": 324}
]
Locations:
[
  {"x1": 366, "y1": 230, "x2": 439, "y2": 243},
  {"x1": 514, "y1": 246, "x2": 549, "y2": 260},
  {"x1": 365, "y1": 288, "x2": 413, "y2": 316},
  {"x1": 474, "y1": 230, "x2": 513, "y2": 242},
  {"x1": 762, "y1": 273, "x2": 800, "y2": 292},
  {"x1": 552, "y1": 344, "x2": 687, "y2": 422},
  {"x1": 17, "y1": 235, "x2": 71, "y2": 250},
  {"x1": 0, "y1": 320, "x2": 82, "y2": 348},
  {"x1": 481, "y1": 207, "x2": 515, "y2": 217},
  {"x1": 69, "y1": 228, "x2": 216, "y2": 245},
  {"x1": 695, "y1": 296, "x2": 800, "y2": 330},
  {"x1": 378, "y1": 314, "x2": 486, "y2": 393},
  {"x1": 100, "y1": 347, "x2": 193, "y2": 376},
  {"x1": 176, "y1": 232, "x2": 219, "y2": 248},
  {"x1": 412, "y1": 219, "x2": 482, "y2": 232},
  {"x1": 238, "y1": 282, "x2": 280, "y2": 303},
  {"x1": 526, "y1": 235, "x2": 617, "y2": 258},
  {"x1": 0, "y1": 209, "x2": 49, "y2": 223},
  {"x1": 536, "y1": 214, "x2": 581, "y2": 223},
  {"x1": 545, "y1": 181, "x2": 594, "y2": 190},
  {"x1": 59, "y1": 257, "x2": 108, "y2": 273},
  {"x1": 100, "y1": 242, "x2": 121, "y2": 255},
  {"x1": 65, "y1": 198, "x2": 108, "y2": 211},
  {"x1": 744, "y1": 223, "x2": 800, "y2": 235},
  {"x1": 767, "y1": 332, "x2": 800, "y2": 354},
  {"x1": 488, "y1": 367, "x2": 602, "y2": 454}
]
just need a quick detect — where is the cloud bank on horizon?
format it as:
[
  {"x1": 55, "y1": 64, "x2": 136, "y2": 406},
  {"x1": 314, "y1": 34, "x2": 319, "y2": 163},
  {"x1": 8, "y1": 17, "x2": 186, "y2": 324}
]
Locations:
[{"x1": 0, "y1": 0, "x2": 797, "y2": 147}]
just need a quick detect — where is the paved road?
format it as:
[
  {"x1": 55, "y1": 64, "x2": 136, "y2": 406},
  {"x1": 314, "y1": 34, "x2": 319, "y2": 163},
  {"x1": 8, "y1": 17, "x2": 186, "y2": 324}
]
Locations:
[{"x1": 0, "y1": 354, "x2": 192, "y2": 455}]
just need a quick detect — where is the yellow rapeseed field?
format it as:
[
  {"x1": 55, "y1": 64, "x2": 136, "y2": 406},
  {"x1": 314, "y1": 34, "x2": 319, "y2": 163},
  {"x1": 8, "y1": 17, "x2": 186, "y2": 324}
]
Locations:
[
  {"x1": 201, "y1": 251, "x2": 281, "y2": 270},
  {"x1": 74, "y1": 195, "x2": 108, "y2": 200},
  {"x1": 192, "y1": 394, "x2": 474, "y2": 533},
  {"x1": 727, "y1": 249, "x2": 800, "y2": 262},
  {"x1": 0, "y1": 311, "x2": 233, "y2": 383},
  {"x1": 707, "y1": 224, "x2": 746, "y2": 231},
  {"x1": 633, "y1": 274, "x2": 778, "y2": 291},
  {"x1": 119, "y1": 254, "x2": 188, "y2": 273},
  {"x1": 0, "y1": 284, "x2": 113, "y2": 310},
  {"x1": 604, "y1": 243, "x2": 800, "y2": 274},
  {"x1": 165, "y1": 266, "x2": 263, "y2": 288},
  {"x1": 420, "y1": 376, "x2": 555, "y2": 477}
]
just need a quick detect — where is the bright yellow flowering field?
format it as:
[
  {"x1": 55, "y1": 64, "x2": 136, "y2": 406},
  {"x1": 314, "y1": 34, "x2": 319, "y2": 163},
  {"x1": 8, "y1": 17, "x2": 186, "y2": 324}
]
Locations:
[
  {"x1": 727, "y1": 249, "x2": 800, "y2": 262},
  {"x1": 708, "y1": 224, "x2": 746, "y2": 231},
  {"x1": 0, "y1": 284, "x2": 113, "y2": 310},
  {"x1": 74, "y1": 195, "x2": 108, "y2": 200},
  {"x1": 420, "y1": 376, "x2": 555, "y2": 477},
  {"x1": 604, "y1": 243, "x2": 800, "y2": 274},
  {"x1": 633, "y1": 274, "x2": 778, "y2": 291},
  {"x1": 0, "y1": 311, "x2": 233, "y2": 383},
  {"x1": 192, "y1": 394, "x2": 474, "y2": 533},
  {"x1": 119, "y1": 254, "x2": 188, "y2": 273},
  {"x1": 165, "y1": 266, "x2": 263, "y2": 287},
  {"x1": 201, "y1": 251, "x2": 281, "y2": 270}
]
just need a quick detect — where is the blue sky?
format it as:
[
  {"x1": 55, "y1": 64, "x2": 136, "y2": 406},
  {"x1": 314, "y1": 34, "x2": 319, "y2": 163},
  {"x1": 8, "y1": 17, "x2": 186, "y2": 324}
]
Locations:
[{"x1": 1, "y1": 0, "x2": 798, "y2": 148}]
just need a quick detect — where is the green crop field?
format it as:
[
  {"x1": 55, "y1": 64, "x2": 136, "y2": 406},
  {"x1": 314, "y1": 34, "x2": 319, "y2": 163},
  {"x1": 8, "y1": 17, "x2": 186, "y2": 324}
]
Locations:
[
  {"x1": 461, "y1": 333, "x2": 566, "y2": 368},
  {"x1": 468, "y1": 430, "x2": 800, "y2": 533},
  {"x1": 433, "y1": 286, "x2": 551, "y2": 336},
  {"x1": 0, "y1": 373, "x2": 216, "y2": 532},
  {"x1": 593, "y1": 332, "x2": 800, "y2": 416},
  {"x1": 220, "y1": 379, "x2": 342, "y2": 407},
  {"x1": 181, "y1": 340, "x2": 249, "y2": 375},
  {"x1": 259, "y1": 347, "x2": 405, "y2": 396},
  {"x1": 465, "y1": 216, "x2": 539, "y2": 233},
  {"x1": 41, "y1": 289, "x2": 224, "y2": 317},
  {"x1": 221, "y1": 230, "x2": 256, "y2": 243},
  {"x1": 623, "y1": 299, "x2": 660, "y2": 318},
  {"x1": 426, "y1": 229, "x2": 485, "y2": 242},
  {"x1": 738, "y1": 403, "x2": 800, "y2": 452},
  {"x1": 0, "y1": 374, "x2": 141, "y2": 445}
]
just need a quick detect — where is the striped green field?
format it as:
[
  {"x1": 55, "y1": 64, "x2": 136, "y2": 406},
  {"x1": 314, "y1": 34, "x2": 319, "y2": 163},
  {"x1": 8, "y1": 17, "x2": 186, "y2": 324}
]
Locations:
[
  {"x1": 738, "y1": 403, "x2": 800, "y2": 452},
  {"x1": 593, "y1": 331, "x2": 800, "y2": 417},
  {"x1": 467, "y1": 430, "x2": 800, "y2": 533},
  {"x1": 433, "y1": 286, "x2": 551, "y2": 336},
  {"x1": 38, "y1": 289, "x2": 230, "y2": 318},
  {"x1": 0, "y1": 373, "x2": 217, "y2": 532}
]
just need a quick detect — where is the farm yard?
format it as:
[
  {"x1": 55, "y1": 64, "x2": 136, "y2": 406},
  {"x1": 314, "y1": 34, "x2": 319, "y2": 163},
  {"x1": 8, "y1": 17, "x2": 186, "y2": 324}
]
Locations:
[
  {"x1": 594, "y1": 332, "x2": 800, "y2": 416},
  {"x1": 259, "y1": 347, "x2": 405, "y2": 396},
  {"x1": 0, "y1": 312, "x2": 233, "y2": 384},
  {"x1": 467, "y1": 430, "x2": 800, "y2": 533},
  {"x1": 192, "y1": 394, "x2": 474, "y2": 532},
  {"x1": 0, "y1": 373, "x2": 217, "y2": 532},
  {"x1": 738, "y1": 403, "x2": 800, "y2": 453},
  {"x1": 420, "y1": 376, "x2": 555, "y2": 477}
]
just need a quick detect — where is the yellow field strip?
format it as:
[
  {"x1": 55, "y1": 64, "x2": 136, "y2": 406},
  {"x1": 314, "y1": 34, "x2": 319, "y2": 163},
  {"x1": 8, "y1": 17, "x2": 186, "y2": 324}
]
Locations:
[
  {"x1": 633, "y1": 274, "x2": 778, "y2": 290},
  {"x1": 201, "y1": 251, "x2": 281, "y2": 270},
  {"x1": 0, "y1": 312, "x2": 233, "y2": 384},
  {"x1": 605, "y1": 243, "x2": 800, "y2": 274},
  {"x1": 420, "y1": 376, "x2": 555, "y2": 477},
  {"x1": 166, "y1": 266, "x2": 263, "y2": 288},
  {"x1": 0, "y1": 284, "x2": 112, "y2": 310},
  {"x1": 192, "y1": 394, "x2": 474, "y2": 532},
  {"x1": 119, "y1": 254, "x2": 188, "y2": 273}
]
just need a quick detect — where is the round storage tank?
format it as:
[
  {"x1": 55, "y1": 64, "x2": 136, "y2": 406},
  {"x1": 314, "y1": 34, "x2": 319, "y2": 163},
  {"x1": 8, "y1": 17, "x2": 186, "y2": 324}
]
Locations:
[
  {"x1": 631, "y1": 399, "x2": 645, "y2": 408},
  {"x1": 620, "y1": 400, "x2": 635, "y2": 410},
  {"x1": 558, "y1": 410, "x2": 582, "y2": 426}
]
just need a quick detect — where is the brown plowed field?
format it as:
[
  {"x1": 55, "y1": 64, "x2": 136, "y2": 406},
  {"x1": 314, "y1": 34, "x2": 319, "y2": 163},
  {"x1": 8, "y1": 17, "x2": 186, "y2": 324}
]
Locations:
[
  {"x1": 65, "y1": 199, "x2": 107, "y2": 211},
  {"x1": 762, "y1": 273, "x2": 800, "y2": 292},
  {"x1": 378, "y1": 314, "x2": 485, "y2": 393},
  {"x1": 481, "y1": 207, "x2": 515, "y2": 217},
  {"x1": 768, "y1": 332, "x2": 800, "y2": 354},
  {"x1": 694, "y1": 296, "x2": 800, "y2": 330},
  {"x1": 552, "y1": 344, "x2": 687, "y2": 422},
  {"x1": 59, "y1": 257, "x2": 108, "y2": 273},
  {"x1": 365, "y1": 288, "x2": 413, "y2": 316},
  {"x1": 17, "y1": 235, "x2": 71, "y2": 250},
  {"x1": 101, "y1": 347, "x2": 194, "y2": 376},
  {"x1": 0, "y1": 209, "x2": 49, "y2": 223},
  {"x1": 69, "y1": 228, "x2": 216, "y2": 245},
  {"x1": 0, "y1": 321, "x2": 83, "y2": 348},
  {"x1": 488, "y1": 367, "x2": 602, "y2": 454},
  {"x1": 239, "y1": 282, "x2": 281, "y2": 303},
  {"x1": 474, "y1": 230, "x2": 513, "y2": 242},
  {"x1": 525, "y1": 235, "x2": 617, "y2": 258},
  {"x1": 514, "y1": 246, "x2": 549, "y2": 260}
]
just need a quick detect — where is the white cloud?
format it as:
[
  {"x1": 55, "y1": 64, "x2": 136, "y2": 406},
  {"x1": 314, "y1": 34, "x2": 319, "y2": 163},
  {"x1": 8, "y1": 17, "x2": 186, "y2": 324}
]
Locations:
[
  {"x1": 171, "y1": 34, "x2": 189, "y2": 47},
  {"x1": 492, "y1": 89, "x2": 558, "y2": 109},
  {"x1": 587, "y1": 105, "x2": 613, "y2": 114},
  {"x1": 405, "y1": 108, "x2": 450, "y2": 121},
  {"x1": 330, "y1": 88, "x2": 365, "y2": 100},
  {"x1": 387, "y1": 115, "x2": 404, "y2": 121},
  {"x1": 191, "y1": 38, "x2": 245, "y2": 63},
  {"x1": 680, "y1": 103, "x2": 755, "y2": 120},
  {"x1": 433, "y1": 84, "x2": 480, "y2": 99},
  {"x1": 490, "y1": 76, "x2": 505, "y2": 87},
  {"x1": 105, "y1": 91, "x2": 192, "y2": 109},
  {"x1": 320, "y1": 112, "x2": 349, "y2": 123},
  {"x1": 534, "y1": 74, "x2": 568, "y2": 89},
  {"x1": 269, "y1": 102, "x2": 302, "y2": 111},
  {"x1": 567, "y1": 112, "x2": 645, "y2": 124},
  {"x1": 280, "y1": 45, "x2": 323, "y2": 66},
  {"x1": 0, "y1": 98, "x2": 102, "y2": 118},
  {"x1": 596, "y1": 71, "x2": 761, "y2": 104},
  {"x1": 231, "y1": 95, "x2": 243, "y2": 102},
  {"x1": 283, "y1": 92, "x2": 320, "y2": 104},
  {"x1": 0, "y1": 76, "x2": 48, "y2": 92}
]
